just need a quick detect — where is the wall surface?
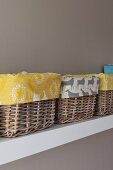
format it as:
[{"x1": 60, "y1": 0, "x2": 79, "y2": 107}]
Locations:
[
  {"x1": 0, "y1": 0, "x2": 113, "y2": 74},
  {"x1": 0, "y1": 0, "x2": 113, "y2": 170}
]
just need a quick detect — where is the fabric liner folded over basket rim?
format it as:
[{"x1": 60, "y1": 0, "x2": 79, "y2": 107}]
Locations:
[
  {"x1": 61, "y1": 75, "x2": 99, "y2": 99},
  {"x1": 0, "y1": 73, "x2": 61, "y2": 105},
  {"x1": 64, "y1": 73, "x2": 113, "y2": 91}
]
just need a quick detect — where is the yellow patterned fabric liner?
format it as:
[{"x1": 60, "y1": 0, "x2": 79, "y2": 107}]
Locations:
[
  {"x1": 98, "y1": 73, "x2": 113, "y2": 90},
  {"x1": 65, "y1": 73, "x2": 113, "y2": 90},
  {"x1": 0, "y1": 73, "x2": 61, "y2": 105}
]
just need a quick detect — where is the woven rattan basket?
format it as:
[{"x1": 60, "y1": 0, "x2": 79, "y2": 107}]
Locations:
[
  {"x1": 95, "y1": 90, "x2": 113, "y2": 116},
  {"x1": 56, "y1": 95, "x2": 97, "y2": 123},
  {"x1": 0, "y1": 72, "x2": 61, "y2": 137},
  {"x1": 0, "y1": 99, "x2": 56, "y2": 137},
  {"x1": 94, "y1": 74, "x2": 113, "y2": 116},
  {"x1": 56, "y1": 75, "x2": 99, "y2": 123}
]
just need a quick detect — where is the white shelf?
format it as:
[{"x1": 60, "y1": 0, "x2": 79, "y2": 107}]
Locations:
[{"x1": 0, "y1": 115, "x2": 113, "y2": 166}]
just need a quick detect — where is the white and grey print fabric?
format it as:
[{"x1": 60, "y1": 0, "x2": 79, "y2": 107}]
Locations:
[{"x1": 60, "y1": 76, "x2": 99, "y2": 98}]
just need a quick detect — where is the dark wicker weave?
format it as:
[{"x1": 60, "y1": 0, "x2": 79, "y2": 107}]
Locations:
[
  {"x1": 95, "y1": 90, "x2": 113, "y2": 116},
  {"x1": 0, "y1": 99, "x2": 56, "y2": 137},
  {"x1": 56, "y1": 95, "x2": 97, "y2": 123}
]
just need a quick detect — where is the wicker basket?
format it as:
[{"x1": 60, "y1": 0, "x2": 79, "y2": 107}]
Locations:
[
  {"x1": 94, "y1": 74, "x2": 113, "y2": 116},
  {"x1": 0, "y1": 73, "x2": 61, "y2": 137},
  {"x1": 0, "y1": 99, "x2": 56, "y2": 137},
  {"x1": 95, "y1": 90, "x2": 113, "y2": 116},
  {"x1": 56, "y1": 95, "x2": 97, "y2": 123},
  {"x1": 56, "y1": 75, "x2": 99, "y2": 123}
]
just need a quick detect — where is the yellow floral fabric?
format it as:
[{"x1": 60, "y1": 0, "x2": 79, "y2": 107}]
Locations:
[
  {"x1": 65, "y1": 73, "x2": 113, "y2": 90},
  {"x1": 98, "y1": 73, "x2": 113, "y2": 90},
  {"x1": 0, "y1": 73, "x2": 61, "y2": 105}
]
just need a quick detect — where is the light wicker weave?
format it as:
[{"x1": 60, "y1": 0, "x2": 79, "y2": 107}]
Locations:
[
  {"x1": 56, "y1": 95, "x2": 97, "y2": 123},
  {"x1": 0, "y1": 99, "x2": 56, "y2": 138},
  {"x1": 95, "y1": 90, "x2": 113, "y2": 116}
]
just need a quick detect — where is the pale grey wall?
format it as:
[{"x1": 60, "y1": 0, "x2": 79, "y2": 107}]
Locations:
[
  {"x1": 0, "y1": 0, "x2": 113, "y2": 170},
  {"x1": 0, "y1": 0, "x2": 113, "y2": 74}
]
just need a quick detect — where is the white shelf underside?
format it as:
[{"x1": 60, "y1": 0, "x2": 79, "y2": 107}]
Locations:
[{"x1": 0, "y1": 115, "x2": 113, "y2": 166}]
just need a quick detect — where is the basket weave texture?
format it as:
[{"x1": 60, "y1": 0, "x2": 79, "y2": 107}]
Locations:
[
  {"x1": 0, "y1": 99, "x2": 56, "y2": 137},
  {"x1": 56, "y1": 95, "x2": 97, "y2": 123},
  {"x1": 95, "y1": 90, "x2": 113, "y2": 116}
]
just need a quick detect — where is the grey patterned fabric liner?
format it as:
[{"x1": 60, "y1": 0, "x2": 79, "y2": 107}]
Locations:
[{"x1": 61, "y1": 76, "x2": 99, "y2": 98}]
